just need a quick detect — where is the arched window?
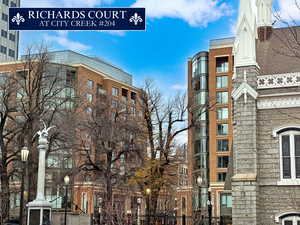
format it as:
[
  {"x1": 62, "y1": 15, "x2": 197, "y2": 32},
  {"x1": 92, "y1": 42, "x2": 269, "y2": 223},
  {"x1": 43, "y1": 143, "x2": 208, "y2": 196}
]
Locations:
[
  {"x1": 279, "y1": 130, "x2": 300, "y2": 180},
  {"x1": 281, "y1": 215, "x2": 300, "y2": 225}
]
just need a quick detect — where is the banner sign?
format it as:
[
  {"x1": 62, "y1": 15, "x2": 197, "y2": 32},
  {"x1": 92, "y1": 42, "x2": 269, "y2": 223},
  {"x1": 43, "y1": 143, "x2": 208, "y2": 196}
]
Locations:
[{"x1": 9, "y1": 8, "x2": 145, "y2": 30}]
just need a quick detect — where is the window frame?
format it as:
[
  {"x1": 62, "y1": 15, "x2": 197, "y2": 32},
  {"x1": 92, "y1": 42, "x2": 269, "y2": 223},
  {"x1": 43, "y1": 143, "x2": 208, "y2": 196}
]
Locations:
[
  {"x1": 281, "y1": 215, "x2": 300, "y2": 225},
  {"x1": 279, "y1": 130, "x2": 300, "y2": 183}
]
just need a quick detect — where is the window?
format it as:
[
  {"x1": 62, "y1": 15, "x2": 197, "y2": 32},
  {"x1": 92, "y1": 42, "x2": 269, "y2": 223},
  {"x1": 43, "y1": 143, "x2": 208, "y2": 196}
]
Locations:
[
  {"x1": 0, "y1": 45, "x2": 7, "y2": 54},
  {"x1": 86, "y1": 93, "x2": 93, "y2": 103},
  {"x1": 216, "y1": 57, "x2": 229, "y2": 73},
  {"x1": 9, "y1": 33, "x2": 15, "y2": 42},
  {"x1": 218, "y1": 172, "x2": 227, "y2": 182},
  {"x1": 192, "y1": 56, "x2": 208, "y2": 77},
  {"x1": 122, "y1": 88, "x2": 128, "y2": 100},
  {"x1": 10, "y1": 1, "x2": 16, "y2": 7},
  {"x1": 217, "y1": 92, "x2": 228, "y2": 104},
  {"x1": 220, "y1": 194, "x2": 232, "y2": 208},
  {"x1": 66, "y1": 70, "x2": 76, "y2": 86},
  {"x1": 217, "y1": 124, "x2": 228, "y2": 136},
  {"x1": 2, "y1": 13, "x2": 8, "y2": 22},
  {"x1": 217, "y1": 139, "x2": 229, "y2": 152},
  {"x1": 112, "y1": 87, "x2": 119, "y2": 96},
  {"x1": 216, "y1": 76, "x2": 228, "y2": 88},
  {"x1": 47, "y1": 155, "x2": 60, "y2": 168},
  {"x1": 131, "y1": 92, "x2": 136, "y2": 104},
  {"x1": 195, "y1": 91, "x2": 207, "y2": 105},
  {"x1": 217, "y1": 107, "x2": 228, "y2": 120},
  {"x1": 2, "y1": 0, "x2": 8, "y2": 6},
  {"x1": 8, "y1": 49, "x2": 15, "y2": 58},
  {"x1": 195, "y1": 126, "x2": 207, "y2": 138},
  {"x1": 194, "y1": 139, "x2": 207, "y2": 154},
  {"x1": 112, "y1": 100, "x2": 118, "y2": 108},
  {"x1": 87, "y1": 80, "x2": 93, "y2": 89},
  {"x1": 1, "y1": 29, "x2": 7, "y2": 38},
  {"x1": 282, "y1": 216, "x2": 300, "y2": 225},
  {"x1": 280, "y1": 131, "x2": 300, "y2": 180},
  {"x1": 195, "y1": 154, "x2": 207, "y2": 169},
  {"x1": 96, "y1": 84, "x2": 105, "y2": 95},
  {"x1": 218, "y1": 156, "x2": 229, "y2": 168}
]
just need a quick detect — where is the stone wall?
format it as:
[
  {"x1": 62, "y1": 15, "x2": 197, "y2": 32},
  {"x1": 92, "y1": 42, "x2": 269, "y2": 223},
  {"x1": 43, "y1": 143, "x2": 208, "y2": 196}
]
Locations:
[
  {"x1": 257, "y1": 107, "x2": 300, "y2": 224},
  {"x1": 232, "y1": 65, "x2": 259, "y2": 225}
]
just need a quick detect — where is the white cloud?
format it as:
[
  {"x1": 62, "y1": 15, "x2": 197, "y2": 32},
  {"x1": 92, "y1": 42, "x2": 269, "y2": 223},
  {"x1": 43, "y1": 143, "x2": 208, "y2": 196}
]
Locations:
[
  {"x1": 44, "y1": 32, "x2": 91, "y2": 51},
  {"x1": 275, "y1": 0, "x2": 300, "y2": 22},
  {"x1": 131, "y1": 0, "x2": 232, "y2": 27},
  {"x1": 175, "y1": 130, "x2": 187, "y2": 145},
  {"x1": 99, "y1": 30, "x2": 126, "y2": 36},
  {"x1": 171, "y1": 84, "x2": 186, "y2": 90},
  {"x1": 23, "y1": 0, "x2": 114, "y2": 7}
]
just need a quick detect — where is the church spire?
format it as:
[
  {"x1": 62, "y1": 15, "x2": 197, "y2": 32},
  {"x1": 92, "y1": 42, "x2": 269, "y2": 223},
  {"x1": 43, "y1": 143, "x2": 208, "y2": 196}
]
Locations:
[{"x1": 256, "y1": 0, "x2": 273, "y2": 27}]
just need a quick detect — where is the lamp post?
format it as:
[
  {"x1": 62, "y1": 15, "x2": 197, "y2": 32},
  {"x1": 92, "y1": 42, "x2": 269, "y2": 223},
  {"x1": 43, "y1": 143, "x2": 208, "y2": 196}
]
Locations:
[
  {"x1": 19, "y1": 146, "x2": 29, "y2": 225},
  {"x1": 64, "y1": 175, "x2": 70, "y2": 225},
  {"x1": 146, "y1": 188, "x2": 151, "y2": 225},
  {"x1": 207, "y1": 192, "x2": 212, "y2": 225},
  {"x1": 99, "y1": 197, "x2": 103, "y2": 225},
  {"x1": 137, "y1": 198, "x2": 141, "y2": 225},
  {"x1": 196, "y1": 176, "x2": 203, "y2": 225}
]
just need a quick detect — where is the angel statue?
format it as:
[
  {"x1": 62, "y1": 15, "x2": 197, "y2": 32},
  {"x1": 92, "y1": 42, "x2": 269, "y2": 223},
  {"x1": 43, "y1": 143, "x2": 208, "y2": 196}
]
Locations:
[{"x1": 36, "y1": 120, "x2": 55, "y2": 143}]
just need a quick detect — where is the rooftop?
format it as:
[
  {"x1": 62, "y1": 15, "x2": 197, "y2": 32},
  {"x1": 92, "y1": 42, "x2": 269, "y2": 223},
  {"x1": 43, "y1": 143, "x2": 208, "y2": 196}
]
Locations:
[
  {"x1": 209, "y1": 37, "x2": 235, "y2": 48},
  {"x1": 22, "y1": 50, "x2": 133, "y2": 85}
]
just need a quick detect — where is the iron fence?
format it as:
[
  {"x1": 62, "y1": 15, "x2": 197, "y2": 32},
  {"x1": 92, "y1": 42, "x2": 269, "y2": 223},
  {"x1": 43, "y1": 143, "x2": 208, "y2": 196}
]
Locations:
[{"x1": 91, "y1": 214, "x2": 232, "y2": 225}]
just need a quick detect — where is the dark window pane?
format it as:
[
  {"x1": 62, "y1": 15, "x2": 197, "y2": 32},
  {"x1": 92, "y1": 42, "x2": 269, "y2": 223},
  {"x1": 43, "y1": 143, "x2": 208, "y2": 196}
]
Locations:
[
  {"x1": 296, "y1": 158, "x2": 300, "y2": 178},
  {"x1": 217, "y1": 139, "x2": 228, "y2": 152},
  {"x1": 283, "y1": 158, "x2": 291, "y2": 179},
  {"x1": 295, "y1": 135, "x2": 300, "y2": 156},
  {"x1": 218, "y1": 156, "x2": 229, "y2": 168},
  {"x1": 282, "y1": 135, "x2": 290, "y2": 156},
  {"x1": 284, "y1": 221, "x2": 292, "y2": 225},
  {"x1": 218, "y1": 173, "x2": 226, "y2": 182},
  {"x1": 297, "y1": 221, "x2": 300, "y2": 225}
]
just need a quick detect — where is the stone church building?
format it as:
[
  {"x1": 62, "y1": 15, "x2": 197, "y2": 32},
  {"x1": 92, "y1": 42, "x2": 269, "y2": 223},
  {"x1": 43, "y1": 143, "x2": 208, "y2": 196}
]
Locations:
[{"x1": 231, "y1": 0, "x2": 300, "y2": 224}]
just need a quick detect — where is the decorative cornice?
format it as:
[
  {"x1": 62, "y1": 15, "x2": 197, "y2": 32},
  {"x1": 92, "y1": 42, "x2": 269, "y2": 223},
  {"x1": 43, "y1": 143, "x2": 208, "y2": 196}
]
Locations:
[
  {"x1": 257, "y1": 72, "x2": 300, "y2": 89},
  {"x1": 257, "y1": 95, "x2": 300, "y2": 109}
]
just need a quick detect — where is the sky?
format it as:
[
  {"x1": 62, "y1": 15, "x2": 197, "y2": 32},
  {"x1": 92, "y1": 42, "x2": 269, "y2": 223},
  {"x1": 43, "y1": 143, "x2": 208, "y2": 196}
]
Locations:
[
  {"x1": 19, "y1": 0, "x2": 296, "y2": 143},
  {"x1": 20, "y1": 0, "x2": 294, "y2": 91}
]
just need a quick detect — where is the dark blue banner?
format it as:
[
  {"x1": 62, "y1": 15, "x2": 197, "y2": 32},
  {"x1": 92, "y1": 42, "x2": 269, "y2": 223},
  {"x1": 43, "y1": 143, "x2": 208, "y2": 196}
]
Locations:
[{"x1": 9, "y1": 8, "x2": 145, "y2": 30}]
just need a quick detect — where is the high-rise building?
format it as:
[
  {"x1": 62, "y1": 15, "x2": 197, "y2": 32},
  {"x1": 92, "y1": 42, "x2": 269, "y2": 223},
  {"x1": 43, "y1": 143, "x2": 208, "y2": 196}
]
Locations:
[
  {"x1": 0, "y1": 0, "x2": 20, "y2": 62},
  {"x1": 187, "y1": 40, "x2": 234, "y2": 223}
]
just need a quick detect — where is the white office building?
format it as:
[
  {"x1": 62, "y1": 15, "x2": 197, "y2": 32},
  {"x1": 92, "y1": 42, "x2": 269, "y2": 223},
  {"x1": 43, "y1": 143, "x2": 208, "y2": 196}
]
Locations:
[{"x1": 0, "y1": 0, "x2": 19, "y2": 62}]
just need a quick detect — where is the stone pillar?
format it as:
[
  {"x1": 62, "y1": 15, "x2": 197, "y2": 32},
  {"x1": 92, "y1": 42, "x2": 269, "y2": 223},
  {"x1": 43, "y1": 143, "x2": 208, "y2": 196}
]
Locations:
[
  {"x1": 27, "y1": 124, "x2": 53, "y2": 225},
  {"x1": 231, "y1": 66, "x2": 259, "y2": 225}
]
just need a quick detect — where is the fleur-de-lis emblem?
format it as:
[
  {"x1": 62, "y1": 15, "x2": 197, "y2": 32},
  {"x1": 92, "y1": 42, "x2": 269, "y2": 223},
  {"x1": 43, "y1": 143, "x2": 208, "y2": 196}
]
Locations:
[
  {"x1": 129, "y1": 13, "x2": 143, "y2": 26},
  {"x1": 11, "y1": 13, "x2": 25, "y2": 25}
]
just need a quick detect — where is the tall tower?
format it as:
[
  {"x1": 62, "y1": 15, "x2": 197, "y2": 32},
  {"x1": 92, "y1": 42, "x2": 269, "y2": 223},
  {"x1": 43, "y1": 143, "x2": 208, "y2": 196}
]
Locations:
[
  {"x1": 231, "y1": 0, "x2": 260, "y2": 224},
  {"x1": 256, "y1": 0, "x2": 273, "y2": 41},
  {"x1": 0, "y1": 0, "x2": 20, "y2": 62}
]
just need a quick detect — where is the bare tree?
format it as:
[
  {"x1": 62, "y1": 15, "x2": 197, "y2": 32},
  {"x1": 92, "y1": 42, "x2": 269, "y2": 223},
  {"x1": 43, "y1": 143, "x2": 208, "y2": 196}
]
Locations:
[
  {"x1": 74, "y1": 91, "x2": 145, "y2": 225},
  {"x1": 0, "y1": 44, "x2": 75, "y2": 224},
  {"x1": 130, "y1": 79, "x2": 211, "y2": 221}
]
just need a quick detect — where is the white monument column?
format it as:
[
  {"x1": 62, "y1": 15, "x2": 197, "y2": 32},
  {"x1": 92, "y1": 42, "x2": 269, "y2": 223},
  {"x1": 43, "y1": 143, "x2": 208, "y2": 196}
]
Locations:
[
  {"x1": 36, "y1": 136, "x2": 47, "y2": 200},
  {"x1": 27, "y1": 122, "x2": 54, "y2": 225}
]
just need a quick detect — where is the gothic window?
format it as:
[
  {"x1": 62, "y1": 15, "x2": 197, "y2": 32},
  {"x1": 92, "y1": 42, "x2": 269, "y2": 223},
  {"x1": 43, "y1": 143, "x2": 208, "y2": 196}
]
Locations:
[
  {"x1": 282, "y1": 215, "x2": 300, "y2": 225},
  {"x1": 280, "y1": 131, "x2": 300, "y2": 180}
]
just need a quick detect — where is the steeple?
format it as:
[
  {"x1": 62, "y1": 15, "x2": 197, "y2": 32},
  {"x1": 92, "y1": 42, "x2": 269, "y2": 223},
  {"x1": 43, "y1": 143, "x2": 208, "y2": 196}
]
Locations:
[
  {"x1": 234, "y1": 0, "x2": 258, "y2": 68},
  {"x1": 256, "y1": 0, "x2": 273, "y2": 27}
]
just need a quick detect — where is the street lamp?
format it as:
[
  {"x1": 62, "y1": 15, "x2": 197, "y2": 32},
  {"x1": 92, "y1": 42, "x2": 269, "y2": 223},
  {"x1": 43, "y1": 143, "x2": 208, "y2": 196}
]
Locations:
[
  {"x1": 19, "y1": 146, "x2": 29, "y2": 225},
  {"x1": 207, "y1": 192, "x2": 212, "y2": 225},
  {"x1": 146, "y1": 188, "x2": 151, "y2": 225},
  {"x1": 137, "y1": 198, "x2": 142, "y2": 225},
  {"x1": 64, "y1": 175, "x2": 70, "y2": 225},
  {"x1": 99, "y1": 197, "x2": 103, "y2": 225}
]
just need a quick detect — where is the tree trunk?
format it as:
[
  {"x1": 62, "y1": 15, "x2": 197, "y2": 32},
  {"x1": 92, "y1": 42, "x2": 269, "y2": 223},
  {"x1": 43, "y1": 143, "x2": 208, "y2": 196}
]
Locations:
[{"x1": 0, "y1": 164, "x2": 10, "y2": 224}]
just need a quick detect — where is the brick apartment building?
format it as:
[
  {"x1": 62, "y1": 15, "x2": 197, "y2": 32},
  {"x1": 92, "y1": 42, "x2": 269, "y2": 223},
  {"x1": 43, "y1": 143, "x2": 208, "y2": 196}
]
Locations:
[
  {"x1": 187, "y1": 40, "x2": 234, "y2": 222},
  {"x1": 0, "y1": 50, "x2": 146, "y2": 221}
]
